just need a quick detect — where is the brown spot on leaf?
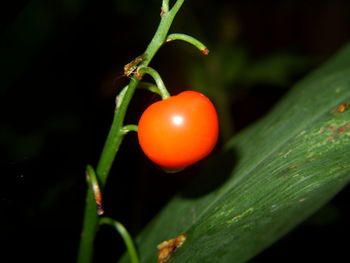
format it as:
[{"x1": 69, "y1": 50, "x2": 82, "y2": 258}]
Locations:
[
  {"x1": 337, "y1": 124, "x2": 350, "y2": 134},
  {"x1": 327, "y1": 125, "x2": 337, "y2": 133},
  {"x1": 157, "y1": 234, "x2": 187, "y2": 263},
  {"x1": 282, "y1": 165, "x2": 298, "y2": 175},
  {"x1": 288, "y1": 165, "x2": 298, "y2": 171},
  {"x1": 332, "y1": 101, "x2": 349, "y2": 115}
]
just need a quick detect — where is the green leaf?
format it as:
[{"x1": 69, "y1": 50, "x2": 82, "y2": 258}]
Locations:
[{"x1": 118, "y1": 44, "x2": 350, "y2": 263}]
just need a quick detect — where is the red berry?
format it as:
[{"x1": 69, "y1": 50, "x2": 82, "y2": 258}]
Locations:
[{"x1": 138, "y1": 91, "x2": 219, "y2": 170}]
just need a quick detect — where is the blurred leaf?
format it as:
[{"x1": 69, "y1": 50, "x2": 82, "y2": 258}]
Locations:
[
  {"x1": 241, "y1": 52, "x2": 314, "y2": 87},
  {"x1": 187, "y1": 46, "x2": 248, "y2": 93},
  {"x1": 118, "y1": 43, "x2": 350, "y2": 263},
  {"x1": 0, "y1": 125, "x2": 45, "y2": 159},
  {"x1": 216, "y1": 46, "x2": 248, "y2": 86},
  {"x1": 0, "y1": 0, "x2": 83, "y2": 95}
]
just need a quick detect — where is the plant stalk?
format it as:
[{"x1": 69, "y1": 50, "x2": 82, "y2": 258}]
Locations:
[{"x1": 77, "y1": 1, "x2": 185, "y2": 262}]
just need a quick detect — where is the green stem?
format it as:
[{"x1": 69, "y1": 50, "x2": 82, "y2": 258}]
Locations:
[
  {"x1": 100, "y1": 218, "x2": 140, "y2": 263},
  {"x1": 121, "y1": 124, "x2": 139, "y2": 134},
  {"x1": 78, "y1": 178, "x2": 99, "y2": 263},
  {"x1": 162, "y1": 0, "x2": 169, "y2": 12},
  {"x1": 166, "y1": 33, "x2": 209, "y2": 55},
  {"x1": 77, "y1": 1, "x2": 185, "y2": 262},
  {"x1": 137, "y1": 66, "x2": 170, "y2": 99}
]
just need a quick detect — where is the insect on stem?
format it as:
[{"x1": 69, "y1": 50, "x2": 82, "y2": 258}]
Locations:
[{"x1": 124, "y1": 54, "x2": 147, "y2": 78}]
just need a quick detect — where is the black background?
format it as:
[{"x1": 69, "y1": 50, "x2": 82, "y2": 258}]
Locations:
[{"x1": 1, "y1": 0, "x2": 349, "y2": 262}]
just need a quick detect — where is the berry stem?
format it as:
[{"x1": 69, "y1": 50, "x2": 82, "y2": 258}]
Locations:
[
  {"x1": 137, "y1": 66, "x2": 170, "y2": 99},
  {"x1": 121, "y1": 124, "x2": 139, "y2": 134}
]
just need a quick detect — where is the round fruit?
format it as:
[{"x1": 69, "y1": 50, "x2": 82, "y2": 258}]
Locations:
[{"x1": 137, "y1": 90, "x2": 219, "y2": 170}]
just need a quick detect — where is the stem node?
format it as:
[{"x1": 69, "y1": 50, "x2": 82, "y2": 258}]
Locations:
[{"x1": 160, "y1": 7, "x2": 166, "y2": 16}]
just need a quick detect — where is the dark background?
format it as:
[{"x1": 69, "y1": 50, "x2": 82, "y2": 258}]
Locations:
[{"x1": 1, "y1": 0, "x2": 349, "y2": 262}]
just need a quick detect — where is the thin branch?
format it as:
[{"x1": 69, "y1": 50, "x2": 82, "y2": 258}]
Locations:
[
  {"x1": 166, "y1": 33, "x2": 209, "y2": 55},
  {"x1": 121, "y1": 124, "x2": 138, "y2": 134},
  {"x1": 100, "y1": 218, "x2": 140, "y2": 263}
]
